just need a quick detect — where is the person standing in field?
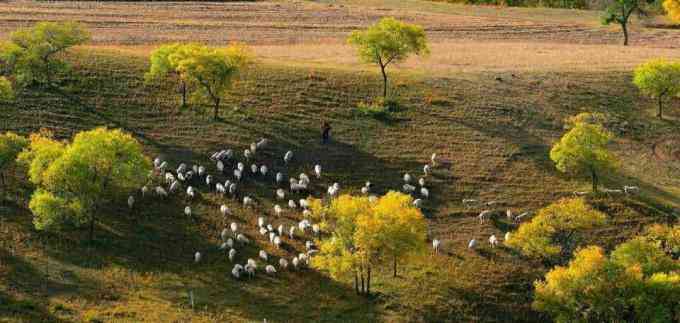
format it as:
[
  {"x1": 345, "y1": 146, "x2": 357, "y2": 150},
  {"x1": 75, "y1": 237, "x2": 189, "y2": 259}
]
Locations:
[{"x1": 322, "y1": 121, "x2": 331, "y2": 144}]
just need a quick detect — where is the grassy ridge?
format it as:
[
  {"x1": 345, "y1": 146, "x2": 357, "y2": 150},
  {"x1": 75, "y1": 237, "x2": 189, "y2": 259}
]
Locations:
[{"x1": 0, "y1": 47, "x2": 678, "y2": 322}]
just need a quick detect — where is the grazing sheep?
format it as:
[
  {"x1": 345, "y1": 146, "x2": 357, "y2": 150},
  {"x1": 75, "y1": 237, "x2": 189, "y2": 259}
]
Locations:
[
  {"x1": 221, "y1": 228, "x2": 229, "y2": 241},
  {"x1": 260, "y1": 165, "x2": 268, "y2": 176},
  {"x1": 259, "y1": 250, "x2": 268, "y2": 262},
  {"x1": 302, "y1": 209, "x2": 312, "y2": 218},
  {"x1": 504, "y1": 232, "x2": 511, "y2": 243},
  {"x1": 141, "y1": 185, "x2": 149, "y2": 197},
  {"x1": 220, "y1": 205, "x2": 231, "y2": 217},
  {"x1": 127, "y1": 195, "x2": 135, "y2": 209},
  {"x1": 265, "y1": 265, "x2": 277, "y2": 274},
  {"x1": 198, "y1": 166, "x2": 206, "y2": 177},
  {"x1": 155, "y1": 186, "x2": 168, "y2": 198},
  {"x1": 292, "y1": 257, "x2": 300, "y2": 269},
  {"x1": 216, "y1": 183, "x2": 226, "y2": 195},
  {"x1": 468, "y1": 239, "x2": 477, "y2": 250},
  {"x1": 229, "y1": 183, "x2": 237, "y2": 195},
  {"x1": 244, "y1": 149, "x2": 252, "y2": 160},
  {"x1": 289, "y1": 226, "x2": 296, "y2": 239},
  {"x1": 506, "y1": 209, "x2": 514, "y2": 222},
  {"x1": 403, "y1": 173, "x2": 412, "y2": 183},
  {"x1": 177, "y1": 163, "x2": 187, "y2": 175},
  {"x1": 236, "y1": 233, "x2": 249, "y2": 244},
  {"x1": 226, "y1": 238, "x2": 234, "y2": 249},
  {"x1": 431, "y1": 153, "x2": 438, "y2": 167},
  {"x1": 284, "y1": 151, "x2": 293, "y2": 164},
  {"x1": 368, "y1": 195, "x2": 378, "y2": 203},
  {"x1": 514, "y1": 212, "x2": 529, "y2": 223},
  {"x1": 266, "y1": 224, "x2": 274, "y2": 232},
  {"x1": 327, "y1": 183, "x2": 340, "y2": 197},
  {"x1": 259, "y1": 227, "x2": 268, "y2": 236},
  {"x1": 186, "y1": 186, "x2": 196, "y2": 199},
  {"x1": 269, "y1": 232, "x2": 276, "y2": 243},
  {"x1": 423, "y1": 164, "x2": 431, "y2": 176},
  {"x1": 299, "y1": 199, "x2": 309, "y2": 209},
  {"x1": 462, "y1": 199, "x2": 477, "y2": 207},
  {"x1": 276, "y1": 172, "x2": 284, "y2": 184},
  {"x1": 288, "y1": 199, "x2": 297, "y2": 209},
  {"x1": 299, "y1": 173, "x2": 310, "y2": 186},
  {"x1": 245, "y1": 262, "x2": 256, "y2": 278},
  {"x1": 573, "y1": 191, "x2": 588, "y2": 197},
  {"x1": 279, "y1": 258, "x2": 289, "y2": 269},
  {"x1": 251, "y1": 164, "x2": 258, "y2": 175},
  {"x1": 298, "y1": 253, "x2": 309, "y2": 265},
  {"x1": 153, "y1": 157, "x2": 162, "y2": 169},
  {"x1": 418, "y1": 177, "x2": 426, "y2": 187},
  {"x1": 277, "y1": 225, "x2": 284, "y2": 236},
  {"x1": 489, "y1": 235, "x2": 498, "y2": 248},
  {"x1": 314, "y1": 165, "x2": 322, "y2": 178},
  {"x1": 229, "y1": 248, "x2": 237, "y2": 262},
  {"x1": 312, "y1": 224, "x2": 320, "y2": 236},
  {"x1": 220, "y1": 242, "x2": 228, "y2": 250},
  {"x1": 275, "y1": 189, "x2": 285, "y2": 200},
  {"x1": 432, "y1": 239, "x2": 441, "y2": 254},
  {"x1": 623, "y1": 185, "x2": 639, "y2": 194},
  {"x1": 256, "y1": 138, "x2": 268, "y2": 149},
  {"x1": 420, "y1": 187, "x2": 430, "y2": 199},
  {"x1": 194, "y1": 251, "x2": 201, "y2": 263},
  {"x1": 298, "y1": 219, "x2": 310, "y2": 232},
  {"x1": 216, "y1": 160, "x2": 224, "y2": 172},
  {"x1": 159, "y1": 161, "x2": 168, "y2": 173},
  {"x1": 305, "y1": 240, "x2": 315, "y2": 251},
  {"x1": 478, "y1": 210, "x2": 493, "y2": 224},
  {"x1": 274, "y1": 204, "x2": 283, "y2": 217},
  {"x1": 230, "y1": 222, "x2": 238, "y2": 233},
  {"x1": 413, "y1": 198, "x2": 423, "y2": 208},
  {"x1": 403, "y1": 184, "x2": 416, "y2": 193},
  {"x1": 237, "y1": 162, "x2": 245, "y2": 172},
  {"x1": 165, "y1": 173, "x2": 175, "y2": 184},
  {"x1": 250, "y1": 142, "x2": 257, "y2": 154},
  {"x1": 258, "y1": 217, "x2": 266, "y2": 228},
  {"x1": 169, "y1": 180, "x2": 180, "y2": 193},
  {"x1": 243, "y1": 196, "x2": 253, "y2": 207},
  {"x1": 184, "y1": 206, "x2": 192, "y2": 217},
  {"x1": 206, "y1": 175, "x2": 213, "y2": 187},
  {"x1": 232, "y1": 264, "x2": 243, "y2": 278},
  {"x1": 273, "y1": 236, "x2": 282, "y2": 248},
  {"x1": 602, "y1": 188, "x2": 624, "y2": 194},
  {"x1": 177, "y1": 172, "x2": 186, "y2": 182},
  {"x1": 361, "y1": 186, "x2": 370, "y2": 195}
]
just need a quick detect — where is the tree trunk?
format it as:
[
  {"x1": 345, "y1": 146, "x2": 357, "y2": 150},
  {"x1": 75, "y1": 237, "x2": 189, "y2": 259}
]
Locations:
[
  {"x1": 354, "y1": 271, "x2": 359, "y2": 294},
  {"x1": 658, "y1": 95, "x2": 664, "y2": 119},
  {"x1": 88, "y1": 210, "x2": 97, "y2": 244},
  {"x1": 621, "y1": 22, "x2": 629, "y2": 46},
  {"x1": 180, "y1": 81, "x2": 187, "y2": 107},
  {"x1": 380, "y1": 64, "x2": 388, "y2": 99},
  {"x1": 591, "y1": 168, "x2": 599, "y2": 193},
  {"x1": 213, "y1": 98, "x2": 220, "y2": 121},
  {"x1": 366, "y1": 265, "x2": 371, "y2": 295},
  {"x1": 360, "y1": 271, "x2": 365, "y2": 295},
  {"x1": 393, "y1": 256, "x2": 397, "y2": 278}
]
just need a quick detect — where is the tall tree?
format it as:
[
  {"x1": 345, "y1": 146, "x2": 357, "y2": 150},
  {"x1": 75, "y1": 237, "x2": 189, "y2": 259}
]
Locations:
[
  {"x1": 664, "y1": 0, "x2": 680, "y2": 22},
  {"x1": 311, "y1": 192, "x2": 427, "y2": 295},
  {"x1": 0, "y1": 132, "x2": 28, "y2": 188},
  {"x1": 633, "y1": 59, "x2": 680, "y2": 119},
  {"x1": 1, "y1": 21, "x2": 89, "y2": 86},
  {"x1": 506, "y1": 197, "x2": 607, "y2": 264},
  {"x1": 173, "y1": 43, "x2": 250, "y2": 120},
  {"x1": 145, "y1": 43, "x2": 192, "y2": 108},
  {"x1": 18, "y1": 128, "x2": 151, "y2": 241},
  {"x1": 550, "y1": 118, "x2": 616, "y2": 192},
  {"x1": 601, "y1": 0, "x2": 649, "y2": 46},
  {"x1": 348, "y1": 17, "x2": 429, "y2": 98}
]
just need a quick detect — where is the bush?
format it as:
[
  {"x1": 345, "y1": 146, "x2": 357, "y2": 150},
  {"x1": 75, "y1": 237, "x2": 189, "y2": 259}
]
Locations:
[{"x1": 356, "y1": 98, "x2": 391, "y2": 118}]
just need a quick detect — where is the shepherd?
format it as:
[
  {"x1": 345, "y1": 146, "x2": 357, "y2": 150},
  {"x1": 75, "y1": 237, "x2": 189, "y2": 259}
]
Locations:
[{"x1": 322, "y1": 121, "x2": 331, "y2": 144}]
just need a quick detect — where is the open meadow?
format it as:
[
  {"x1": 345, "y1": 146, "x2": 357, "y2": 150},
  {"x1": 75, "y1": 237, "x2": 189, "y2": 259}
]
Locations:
[{"x1": 0, "y1": 1, "x2": 679, "y2": 322}]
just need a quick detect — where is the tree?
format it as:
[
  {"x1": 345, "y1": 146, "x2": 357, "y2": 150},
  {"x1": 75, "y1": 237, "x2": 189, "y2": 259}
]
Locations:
[
  {"x1": 0, "y1": 132, "x2": 28, "y2": 187},
  {"x1": 633, "y1": 59, "x2": 680, "y2": 119},
  {"x1": 0, "y1": 76, "x2": 13, "y2": 100},
  {"x1": 533, "y1": 235, "x2": 680, "y2": 323},
  {"x1": 18, "y1": 128, "x2": 151, "y2": 241},
  {"x1": 664, "y1": 0, "x2": 680, "y2": 22},
  {"x1": 1, "y1": 21, "x2": 89, "y2": 86},
  {"x1": 145, "y1": 43, "x2": 192, "y2": 108},
  {"x1": 506, "y1": 197, "x2": 607, "y2": 263},
  {"x1": 172, "y1": 43, "x2": 250, "y2": 120},
  {"x1": 348, "y1": 17, "x2": 429, "y2": 99},
  {"x1": 601, "y1": 0, "x2": 648, "y2": 46},
  {"x1": 311, "y1": 192, "x2": 427, "y2": 295},
  {"x1": 550, "y1": 119, "x2": 616, "y2": 192}
]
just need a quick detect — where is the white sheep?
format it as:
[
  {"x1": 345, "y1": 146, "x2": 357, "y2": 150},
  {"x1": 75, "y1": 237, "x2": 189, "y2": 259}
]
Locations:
[
  {"x1": 276, "y1": 188, "x2": 285, "y2": 200},
  {"x1": 265, "y1": 265, "x2": 277, "y2": 275},
  {"x1": 266, "y1": 224, "x2": 274, "y2": 232},
  {"x1": 274, "y1": 204, "x2": 283, "y2": 217},
  {"x1": 305, "y1": 240, "x2": 315, "y2": 251},
  {"x1": 299, "y1": 173, "x2": 310, "y2": 185},
  {"x1": 277, "y1": 225, "x2": 284, "y2": 236},
  {"x1": 623, "y1": 185, "x2": 639, "y2": 194},
  {"x1": 155, "y1": 186, "x2": 167, "y2": 197},
  {"x1": 403, "y1": 173, "x2": 412, "y2": 183},
  {"x1": 506, "y1": 209, "x2": 514, "y2": 222},
  {"x1": 229, "y1": 248, "x2": 237, "y2": 262},
  {"x1": 303, "y1": 209, "x2": 312, "y2": 218},
  {"x1": 269, "y1": 232, "x2": 276, "y2": 243},
  {"x1": 206, "y1": 175, "x2": 213, "y2": 187},
  {"x1": 432, "y1": 239, "x2": 441, "y2": 254},
  {"x1": 361, "y1": 186, "x2": 370, "y2": 195},
  {"x1": 229, "y1": 183, "x2": 237, "y2": 195},
  {"x1": 418, "y1": 177, "x2": 426, "y2": 187},
  {"x1": 413, "y1": 198, "x2": 423, "y2": 208},
  {"x1": 468, "y1": 239, "x2": 477, "y2": 250},
  {"x1": 230, "y1": 222, "x2": 238, "y2": 233},
  {"x1": 489, "y1": 235, "x2": 498, "y2": 248},
  {"x1": 259, "y1": 227, "x2": 268, "y2": 236},
  {"x1": 232, "y1": 264, "x2": 243, "y2": 279},
  {"x1": 504, "y1": 232, "x2": 511, "y2": 243},
  {"x1": 403, "y1": 184, "x2": 416, "y2": 193},
  {"x1": 260, "y1": 165, "x2": 268, "y2": 176},
  {"x1": 184, "y1": 206, "x2": 192, "y2": 217},
  {"x1": 273, "y1": 236, "x2": 282, "y2": 249},
  {"x1": 289, "y1": 226, "x2": 296, "y2": 239},
  {"x1": 284, "y1": 151, "x2": 293, "y2": 164},
  {"x1": 234, "y1": 169, "x2": 242, "y2": 182},
  {"x1": 237, "y1": 162, "x2": 245, "y2": 172},
  {"x1": 186, "y1": 186, "x2": 195, "y2": 199},
  {"x1": 299, "y1": 199, "x2": 309, "y2": 209},
  {"x1": 221, "y1": 228, "x2": 229, "y2": 241},
  {"x1": 245, "y1": 262, "x2": 256, "y2": 278},
  {"x1": 198, "y1": 165, "x2": 206, "y2": 177},
  {"x1": 177, "y1": 172, "x2": 186, "y2": 182},
  {"x1": 259, "y1": 250, "x2": 268, "y2": 262},
  {"x1": 177, "y1": 163, "x2": 187, "y2": 175},
  {"x1": 217, "y1": 160, "x2": 224, "y2": 172},
  {"x1": 243, "y1": 196, "x2": 253, "y2": 207},
  {"x1": 194, "y1": 251, "x2": 201, "y2": 263},
  {"x1": 288, "y1": 199, "x2": 297, "y2": 209},
  {"x1": 423, "y1": 164, "x2": 431, "y2": 176},
  {"x1": 250, "y1": 142, "x2": 257, "y2": 154},
  {"x1": 314, "y1": 164, "x2": 322, "y2": 178},
  {"x1": 276, "y1": 172, "x2": 284, "y2": 184},
  {"x1": 165, "y1": 172, "x2": 175, "y2": 184},
  {"x1": 514, "y1": 212, "x2": 529, "y2": 223},
  {"x1": 153, "y1": 157, "x2": 162, "y2": 169},
  {"x1": 244, "y1": 149, "x2": 252, "y2": 160},
  {"x1": 220, "y1": 205, "x2": 231, "y2": 217},
  {"x1": 251, "y1": 164, "x2": 258, "y2": 175},
  {"x1": 478, "y1": 210, "x2": 493, "y2": 224},
  {"x1": 279, "y1": 258, "x2": 289, "y2": 270},
  {"x1": 292, "y1": 257, "x2": 300, "y2": 269},
  {"x1": 256, "y1": 138, "x2": 268, "y2": 149},
  {"x1": 141, "y1": 185, "x2": 149, "y2": 197},
  {"x1": 236, "y1": 233, "x2": 249, "y2": 244},
  {"x1": 258, "y1": 217, "x2": 266, "y2": 228},
  {"x1": 127, "y1": 195, "x2": 135, "y2": 209},
  {"x1": 169, "y1": 180, "x2": 180, "y2": 193},
  {"x1": 431, "y1": 153, "x2": 438, "y2": 167},
  {"x1": 420, "y1": 187, "x2": 430, "y2": 199}
]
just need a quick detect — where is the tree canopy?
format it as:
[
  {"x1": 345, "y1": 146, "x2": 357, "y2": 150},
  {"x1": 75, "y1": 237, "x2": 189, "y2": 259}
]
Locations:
[
  {"x1": 311, "y1": 191, "x2": 427, "y2": 294},
  {"x1": 0, "y1": 131, "x2": 28, "y2": 187},
  {"x1": 18, "y1": 128, "x2": 150, "y2": 239},
  {"x1": 0, "y1": 21, "x2": 89, "y2": 86},
  {"x1": 550, "y1": 118, "x2": 616, "y2": 192},
  {"x1": 506, "y1": 197, "x2": 607, "y2": 263},
  {"x1": 664, "y1": 0, "x2": 680, "y2": 22},
  {"x1": 533, "y1": 228, "x2": 680, "y2": 323},
  {"x1": 348, "y1": 17, "x2": 429, "y2": 98},
  {"x1": 150, "y1": 43, "x2": 250, "y2": 120},
  {"x1": 601, "y1": 0, "x2": 646, "y2": 46},
  {"x1": 633, "y1": 58, "x2": 680, "y2": 119}
]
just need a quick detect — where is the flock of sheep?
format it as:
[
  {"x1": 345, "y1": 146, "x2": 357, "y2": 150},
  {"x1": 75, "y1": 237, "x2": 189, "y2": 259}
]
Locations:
[{"x1": 126, "y1": 139, "x2": 441, "y2": 280}]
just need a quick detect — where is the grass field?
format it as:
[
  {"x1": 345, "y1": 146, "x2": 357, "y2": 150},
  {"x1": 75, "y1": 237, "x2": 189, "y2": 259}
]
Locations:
[{"x1": 1, "y1": 1, "x2": 679, "y2": 322}]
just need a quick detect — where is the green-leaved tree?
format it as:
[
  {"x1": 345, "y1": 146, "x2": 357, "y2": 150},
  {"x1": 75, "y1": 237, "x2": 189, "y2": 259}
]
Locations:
[
  {"x1": 145, "y1": 43, "x2": 192, "y2": 108},
  {"x1": 0, "y1": 131, "x2": 28, "y2": 188},
  {"x1": 601, "y1": 0, "x2": 649, "y2": 46},
  {"x1": 633, "y1": 58, "x2": 680, "y2": 119},
  {"x1": 348, "y1": 17, "x2": 429, "y2": 99},
  {"x1": 1, "y1": 21, "x2": 89, "y2": 86},
  {"x1": 18, "y1": 128, "x2": 150, "y2": 241},
  {"x1": 550, "y1": 118, "x2": 616, "y2": 192}
]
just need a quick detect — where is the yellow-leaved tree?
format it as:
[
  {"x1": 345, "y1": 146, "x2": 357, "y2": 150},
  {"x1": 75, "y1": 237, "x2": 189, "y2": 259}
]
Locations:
[
  {"x1": 533, "y1": 224, "x2": 680, "y2": 322},
  {"x1": 506, "y1": 197, "x2": 606, "y2": 264},
  {"x1": 0, "y1": 131, "x2": 28, "y2": 188},
  {"x1": 664, "y1": 0, "x2": 680, "y2": 22},
  {"x1": 311, "y1": 191, "x2": 427, "y2": 295}
]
